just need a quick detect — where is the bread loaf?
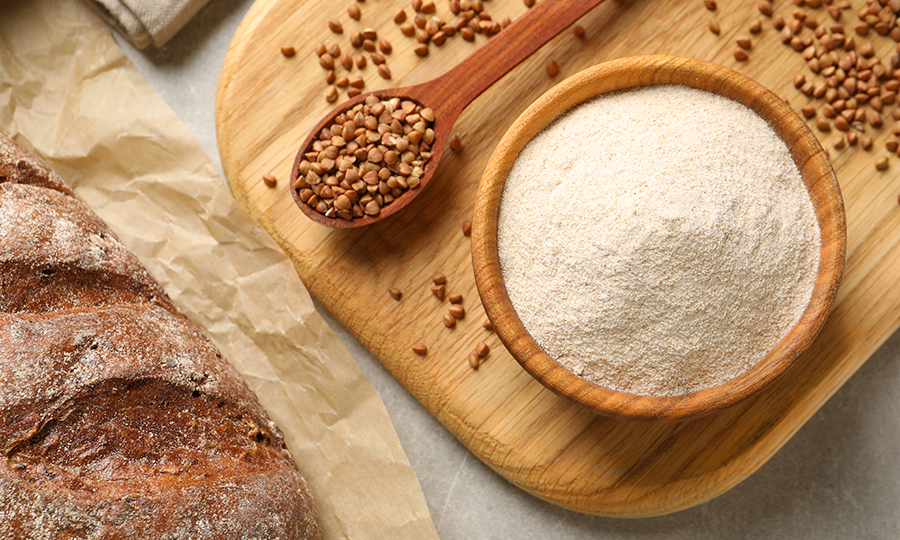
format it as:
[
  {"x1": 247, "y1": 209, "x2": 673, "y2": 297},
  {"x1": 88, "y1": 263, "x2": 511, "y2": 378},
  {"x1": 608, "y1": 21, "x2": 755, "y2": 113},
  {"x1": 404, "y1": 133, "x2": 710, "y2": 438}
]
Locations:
[{"x1": 0, "y1": 132, "x2": 321, "y2": 539}]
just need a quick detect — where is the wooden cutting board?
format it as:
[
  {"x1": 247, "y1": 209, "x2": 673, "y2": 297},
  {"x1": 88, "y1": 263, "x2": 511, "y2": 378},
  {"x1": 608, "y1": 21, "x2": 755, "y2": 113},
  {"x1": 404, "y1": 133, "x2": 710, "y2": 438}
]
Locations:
[{"x1": 216, "y1": 0, "x2": 900, "y2": 517}]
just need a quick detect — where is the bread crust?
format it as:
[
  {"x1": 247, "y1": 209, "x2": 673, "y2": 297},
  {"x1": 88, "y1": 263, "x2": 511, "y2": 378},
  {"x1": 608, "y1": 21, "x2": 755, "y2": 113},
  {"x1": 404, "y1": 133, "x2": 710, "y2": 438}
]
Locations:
[{"x1": 0, "y1": 132, "x2": 321, "y2": 539}]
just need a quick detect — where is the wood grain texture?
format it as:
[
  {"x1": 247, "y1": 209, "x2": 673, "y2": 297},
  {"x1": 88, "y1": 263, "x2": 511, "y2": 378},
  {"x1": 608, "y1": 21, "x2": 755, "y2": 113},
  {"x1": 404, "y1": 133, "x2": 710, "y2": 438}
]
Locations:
[
  {"x1": 216, "y1": 0, "x2": 900, "y2": 516},
  {"x1": 472, "y1": 56, "x2": 846, "y2": 422}
]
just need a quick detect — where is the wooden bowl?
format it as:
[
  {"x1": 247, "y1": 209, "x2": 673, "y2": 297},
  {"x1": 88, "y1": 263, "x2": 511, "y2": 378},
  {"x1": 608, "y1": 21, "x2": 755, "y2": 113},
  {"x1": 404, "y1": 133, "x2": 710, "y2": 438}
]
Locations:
[{"x1": 471, "y1": 56, "x2": 846, "y2": 422}]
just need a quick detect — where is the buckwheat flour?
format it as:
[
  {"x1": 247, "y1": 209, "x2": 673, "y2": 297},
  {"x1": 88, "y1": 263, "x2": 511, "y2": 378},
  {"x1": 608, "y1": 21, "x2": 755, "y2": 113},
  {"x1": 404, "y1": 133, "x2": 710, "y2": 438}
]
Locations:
[{"x1": 497, "y1": 84, "x2": 821, "y2": 397}]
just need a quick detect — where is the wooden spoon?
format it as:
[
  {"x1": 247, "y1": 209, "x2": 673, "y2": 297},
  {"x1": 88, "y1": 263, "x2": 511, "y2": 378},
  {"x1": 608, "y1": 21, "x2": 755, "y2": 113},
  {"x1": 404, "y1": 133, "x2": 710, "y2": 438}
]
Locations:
[{"x1": 290, "y1": 0, "x2": 607, "y2": 228}]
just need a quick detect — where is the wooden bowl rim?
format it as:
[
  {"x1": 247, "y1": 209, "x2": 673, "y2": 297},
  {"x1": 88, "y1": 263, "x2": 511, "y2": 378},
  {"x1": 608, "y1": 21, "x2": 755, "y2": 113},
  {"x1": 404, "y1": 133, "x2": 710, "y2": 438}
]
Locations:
[{"x1": 471, "y1": 55, "x2": 847, "y2": 422}]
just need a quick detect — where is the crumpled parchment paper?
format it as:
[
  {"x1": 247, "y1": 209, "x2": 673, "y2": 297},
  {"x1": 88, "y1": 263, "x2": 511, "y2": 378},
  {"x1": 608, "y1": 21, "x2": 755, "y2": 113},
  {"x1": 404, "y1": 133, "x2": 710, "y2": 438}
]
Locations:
[{"x1": 0, "y1": 0, "x2": 439, "y2": 538}]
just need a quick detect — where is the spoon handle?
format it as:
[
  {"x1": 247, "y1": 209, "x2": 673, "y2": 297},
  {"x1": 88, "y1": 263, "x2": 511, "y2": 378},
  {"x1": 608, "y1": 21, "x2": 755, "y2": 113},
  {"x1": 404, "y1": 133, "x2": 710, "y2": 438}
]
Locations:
[{"x1": 422, "y1": 0, "x2": 607, "y2": 117}]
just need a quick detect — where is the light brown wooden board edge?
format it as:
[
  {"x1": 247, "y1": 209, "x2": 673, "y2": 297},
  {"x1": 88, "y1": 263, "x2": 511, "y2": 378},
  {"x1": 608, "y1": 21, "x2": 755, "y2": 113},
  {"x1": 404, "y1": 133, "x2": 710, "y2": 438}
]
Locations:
[{"x1": 216, "y1": 0, "x2": 900, "y2": 517}]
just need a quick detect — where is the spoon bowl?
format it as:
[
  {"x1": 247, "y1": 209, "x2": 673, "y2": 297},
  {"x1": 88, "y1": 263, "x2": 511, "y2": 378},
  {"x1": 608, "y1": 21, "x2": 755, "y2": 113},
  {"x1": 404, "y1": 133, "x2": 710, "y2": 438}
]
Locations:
[
  {"x1": 290, "y1": 0, "x2": 606, "y2": 228},
  {"x1": 290, "y1": 86, "x2": 449, "y2": 228}
]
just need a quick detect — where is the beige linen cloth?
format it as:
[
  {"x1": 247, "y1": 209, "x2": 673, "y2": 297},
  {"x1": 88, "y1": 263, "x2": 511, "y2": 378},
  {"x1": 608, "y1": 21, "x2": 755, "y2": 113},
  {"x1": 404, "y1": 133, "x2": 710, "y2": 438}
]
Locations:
[
  {"x1": 0, "y1": 0, "x2": 439, "y2": 538},
  {"x1": 84, "y1": 0, "x2": 210, "y2": 48}
]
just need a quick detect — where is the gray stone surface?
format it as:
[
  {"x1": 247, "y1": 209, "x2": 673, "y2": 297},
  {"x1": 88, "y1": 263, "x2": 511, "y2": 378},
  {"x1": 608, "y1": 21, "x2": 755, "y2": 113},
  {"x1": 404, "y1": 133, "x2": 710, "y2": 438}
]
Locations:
[{"x1": 116, "y1": 2, "x2": 900, "y2": 537}]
